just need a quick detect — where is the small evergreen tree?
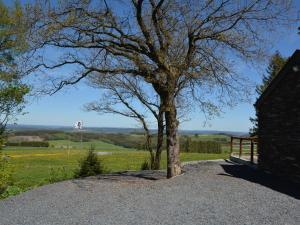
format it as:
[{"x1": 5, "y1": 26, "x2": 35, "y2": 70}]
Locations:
[
  {"x1": 249, "y1": 51, "x2": 286, "y2": 136},
  {"x1": 75, "y1": 145, "x2": 104, "y2": 177},
  {"x1": 256, "y1": 51, "x2": 287, "y2": 96}
]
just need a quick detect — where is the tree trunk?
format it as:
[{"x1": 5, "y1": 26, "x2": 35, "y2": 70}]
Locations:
[
  {"x1": 153, "y1": 105, "x2": 164, "y2": 170},
  {"x1": 145, "y1": 132, "x2": 155, "y2": 169},
  {"x1": 139, "y1": 116, "x2": 154, "y2": 169},
  {"x1": 164, "y1": 95, "x2": 181, "y2": 178},
  {"x1": 152, "y1": 82, "x2": 181, "y2": 177}
]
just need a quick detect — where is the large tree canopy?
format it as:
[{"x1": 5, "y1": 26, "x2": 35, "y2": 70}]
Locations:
[
  {"x1": 0, "y1": 1, "x2": 29, "y2": 141},
  {"x1": 86, "y1": 75, "x2": 165, "y2": 169},
  {"x1": 27, "y1": 0, "x2": 296, "y2": 177}
]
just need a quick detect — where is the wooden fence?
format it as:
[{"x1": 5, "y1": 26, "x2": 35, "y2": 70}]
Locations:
[{"x1": 230, "y1": 136, "x2": 258, "y2": 164}]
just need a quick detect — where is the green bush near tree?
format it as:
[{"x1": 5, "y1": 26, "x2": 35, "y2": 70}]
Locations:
[
  {"x1": 140, "y1": 159, "x2": 151, "y2": 170},
  {"x1": 0, "y1": 185, "x2": 25, "y2": 198},
  {"x1": 74, "y1": 146, "x2": 105, "y2": 178},
  {"x1": 0, "y1": 154, "x2": 13, "y2": 196},
  {"x1": 47, "y1": 167, "x2": 69, "y2": 184},
  {"x1": 0, "y1": 137, "x2": 4, "y2": 150}
]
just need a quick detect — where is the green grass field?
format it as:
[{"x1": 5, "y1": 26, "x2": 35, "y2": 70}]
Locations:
[
  {"x1": 1, "y1": 137, "x2": 229, "y2": 198},
  {"x1": 49, "y1": 139, "x2": 136, "y2": 151}
]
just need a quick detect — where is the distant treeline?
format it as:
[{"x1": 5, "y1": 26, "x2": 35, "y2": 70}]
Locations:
[
  {"x1": 9, "y1": 130, "x2": 227, "y2": 153},
  {"x1": 6, "y1": 141, "x2": 50, "y2": 147},
  {"x1": 180, "y1": 137, "x2": 222, "y2": 154}
]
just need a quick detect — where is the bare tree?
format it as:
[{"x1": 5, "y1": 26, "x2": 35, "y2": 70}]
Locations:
[
  {"x1": 27, "y1": 0, "x2": 296, "y2": 177},
  {"x1": 86, "y1": 75, "x2": 164, "y2": 169}
]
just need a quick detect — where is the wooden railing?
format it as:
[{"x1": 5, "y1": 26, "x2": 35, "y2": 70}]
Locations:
[{"x1": 230, "y1": 136, "x2": 258, "y2": 164}]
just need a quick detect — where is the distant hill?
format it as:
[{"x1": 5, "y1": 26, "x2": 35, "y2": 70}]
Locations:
[{"x1": 7, "y1": 124, "x2": 247, "y2": 137}]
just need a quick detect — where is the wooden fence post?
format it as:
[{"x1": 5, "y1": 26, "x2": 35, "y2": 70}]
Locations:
[
  {"x1": 239, "y1": 139, "x2": 243, "y2": 158},
  {"x1": 250, "y1": 140, "x2": 254, "y2": 164},
  {"x1": 230, "y1": 137, "x2": 233, "y2": 155}
]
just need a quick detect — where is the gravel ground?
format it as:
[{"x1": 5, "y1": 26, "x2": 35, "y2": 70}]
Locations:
[{"x1": 0, "y1": 160, "x2": 299, "y2": 225}]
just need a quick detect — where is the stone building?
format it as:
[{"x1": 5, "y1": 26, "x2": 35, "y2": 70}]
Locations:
[{"x1": 255, "y1": 50, "x2": 300, "y2": 182}]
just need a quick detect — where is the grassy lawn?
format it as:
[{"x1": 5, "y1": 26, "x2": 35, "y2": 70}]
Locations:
[
  {"x1": 1, "y1": 140, "x2": 229, "y2": 197},
  {"x1": 48, "y1": 139, "x2": 136, "y2": 151}
]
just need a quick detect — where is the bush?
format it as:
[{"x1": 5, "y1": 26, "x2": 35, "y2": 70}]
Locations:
[
  {"x1": 0, "y1": 186, "x2": 25, "y2": 199},
  {"x1": 75, "y1": 146, "x2": 105, "y2": 178},
  {"x1": 0, "y1": 155, "x2": 13, "y2": 195},
  {"x1": 6, "y1": 141, "x2": 49, "y2": 147},
  {"x1": 140, "y1": 159, "x2": 151, "y2": 170},
  {"x1": 47, "y1": 167, "x2": 69, "y2": 183},
  {"x1": 0, "y1": 136, "x2": 4, "y2": 150}
]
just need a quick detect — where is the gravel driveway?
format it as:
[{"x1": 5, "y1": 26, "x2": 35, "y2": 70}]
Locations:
[{"x1": 0, "y1": 160, "x2": 299, "y2": 225}]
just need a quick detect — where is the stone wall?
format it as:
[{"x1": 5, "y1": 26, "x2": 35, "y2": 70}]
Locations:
[{"x1": 257, "y1": 59, "x2": 300, "y2": 183}]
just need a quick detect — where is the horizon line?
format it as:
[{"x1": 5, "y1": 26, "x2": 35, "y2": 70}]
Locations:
[{"x1": 8, "y1": 123, "x2": 248, "y2": 133}]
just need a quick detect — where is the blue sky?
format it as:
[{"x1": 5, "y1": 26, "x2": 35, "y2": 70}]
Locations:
[{"x1": 9, "y1": 1, "x2": 300, "y2": 132}]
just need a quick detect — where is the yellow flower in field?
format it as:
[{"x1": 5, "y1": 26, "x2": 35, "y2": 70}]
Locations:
[{"x1": 10, "y1": 153, "x2": 62, "y2": 158}]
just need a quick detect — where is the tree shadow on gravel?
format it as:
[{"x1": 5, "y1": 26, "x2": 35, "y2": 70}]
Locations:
[
  {"x1": 95, "y1": 170, "x2": 167, "y2": 182},
  {"x1": 219, "y1": 163, "x2": 300, "y2": 200}
]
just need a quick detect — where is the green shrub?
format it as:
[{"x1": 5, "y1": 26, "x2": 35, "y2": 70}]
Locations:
[
  {"x1": 0, "y1": 136, "x2": 4, "y2": 150},
  {"x1": 140, "y1": 159, "x2": 150, "y2": 170},
  {"x1": 47, "y1": 167, "x2": 69, "y2": 183},
  {"x1": 0, "y1": 186, "x2": 25, "y2": 199},
  {"x1": 75, "y1": 146, "x2": 104, "y2": 178},
  {"x1": 0, "y1": 155, "x2": 13, "y2": 195},
  {"x1": 90, "y1": 144, "x2": 96, "y2": 151}
]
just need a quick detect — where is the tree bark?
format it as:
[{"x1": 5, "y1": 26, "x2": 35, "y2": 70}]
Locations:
[
  {"x1": 145, "y1": 132, "x2": 155, "y2": 169},
  {"x1": 152, "y1": 82, "x2": 181, "y2": 177},
  {"x1": 141, "y1": 120, "x2": 155, "y2": 169},
  {"x1": 164, "y1": 94, "x2": 181, "y2": 178},
  {"x1": 153, "y1": 105, "x2": 164, "y2": 170},
  {"x1": 136, "y1": 112, "x2": 154, "y2": 169}
]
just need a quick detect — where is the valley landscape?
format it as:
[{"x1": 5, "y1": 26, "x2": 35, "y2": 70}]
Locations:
[{"x1": 1, "y1": 126, "x2": 233, "y2": 198}]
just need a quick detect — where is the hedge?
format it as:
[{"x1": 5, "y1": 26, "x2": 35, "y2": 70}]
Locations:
[
  {"x1": 181, "y1": 138, "x2": 222, "y2": 153},
  {"x1": 6, "y1": 141, "x2": 49, "y2": 147}
]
